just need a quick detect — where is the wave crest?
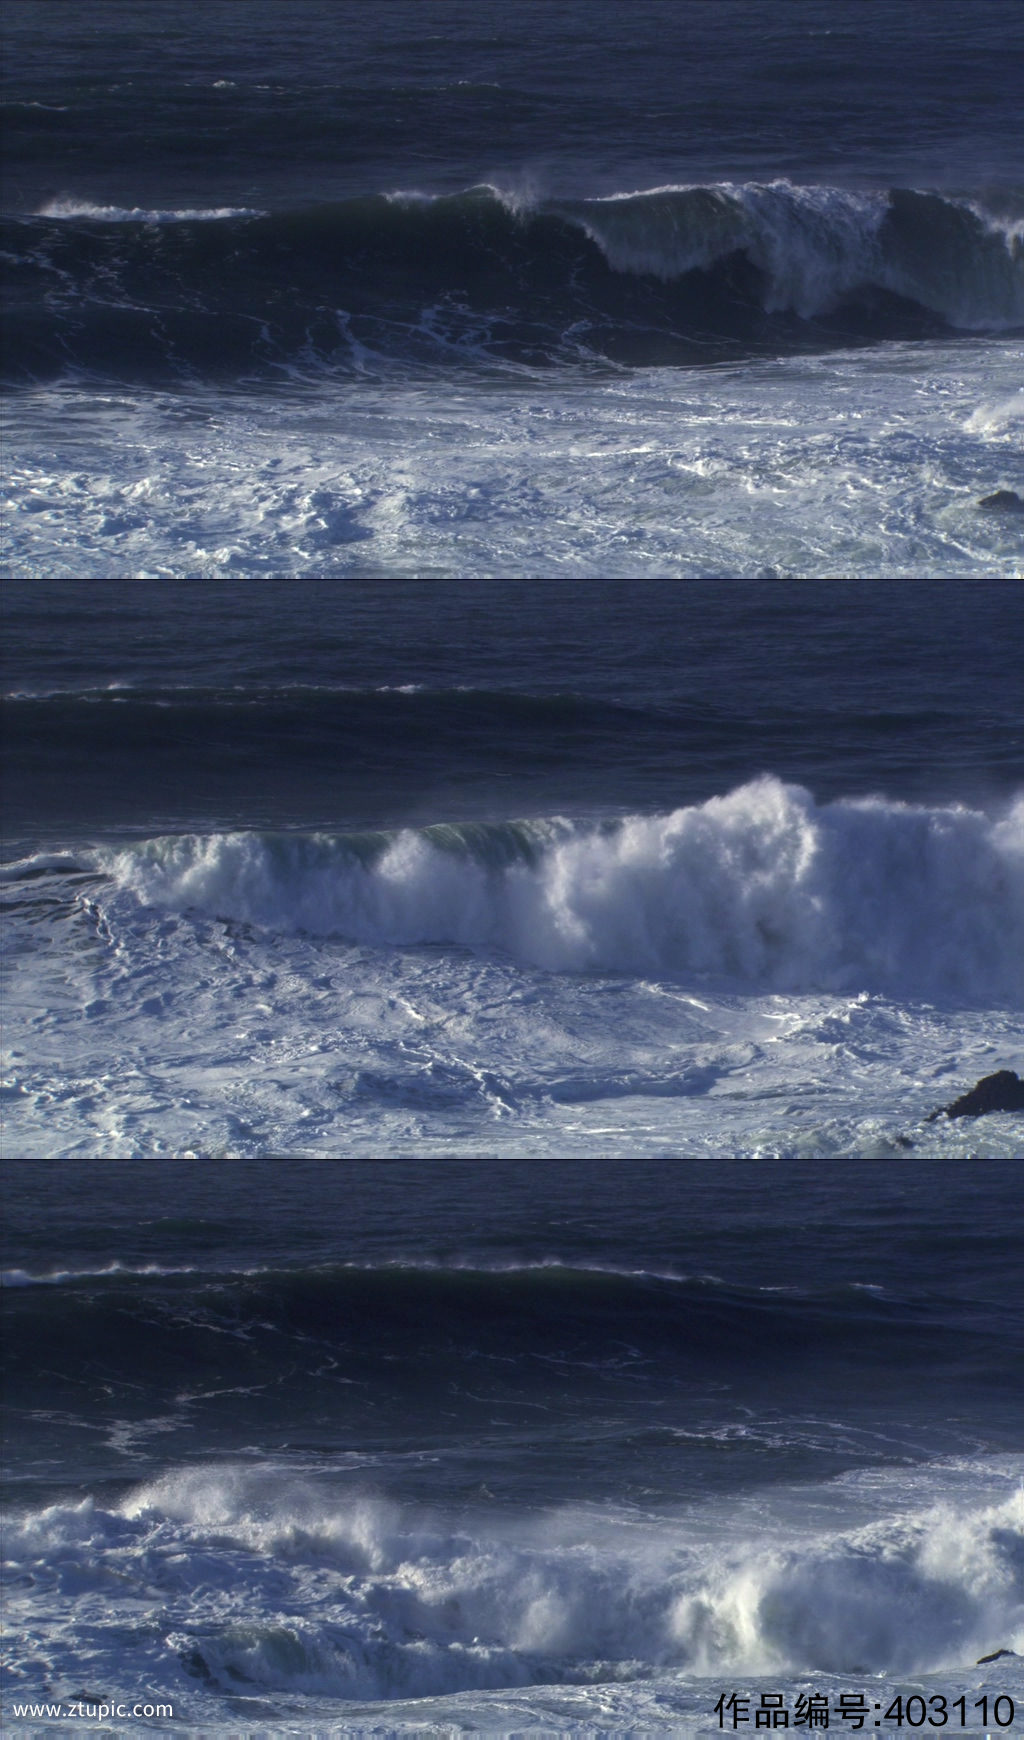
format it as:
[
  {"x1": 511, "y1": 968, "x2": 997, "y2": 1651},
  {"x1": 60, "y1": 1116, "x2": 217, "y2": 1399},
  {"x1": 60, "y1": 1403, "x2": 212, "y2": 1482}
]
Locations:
[
  {"x1": 8, "y1": 1469, "x2": 1022, "y2": 1692},
  {"x1": 35, "y1": 195, "x2": 264, "y2": 222},
  {"x1": 5, "y1": 180, "x2": 1021, "y2": 382},
  {"x1": 96, "y1": 778, "x2": 1024, "y2": 1002},
  {"x1": 561, "y1": 181, "x2": 1024, "y2": 329}
]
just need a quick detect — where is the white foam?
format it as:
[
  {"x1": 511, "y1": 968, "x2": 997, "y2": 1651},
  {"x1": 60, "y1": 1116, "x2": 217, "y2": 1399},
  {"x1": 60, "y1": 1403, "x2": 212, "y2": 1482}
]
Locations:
[
  {"x1": 384, "y1": 181, "x2": 540, "y2": 219},
  {"x1": 575, "y1": 181, "x2": 890, "y2": 319},
  {"x1": 0, "y1": 850, "x2": 88, "y2": 879},
  {"x1": 35, "y1": 196, "x2": 264, "y2": 222},
  {"x1": 4, "y1": 807, "x2": 1022, "y2": 1160},
  {"x1": 0, "y1": 1262, "x2": 199, "y2": 1286},
  {"x1": 6, "y1": 1461, "x2": 1021, "y2": 1701},
  {"x1": 964, "y1": 388, "x2": 1024, "y2": 434},
  {"x1": 7, "y1": 336, "x2": 1022, "y2": 581},
  {"x1": 967, "y1": 202, "x2": 1024, "y2": 251},
  {"x1": 96, "y1": 779, "x2": 1024, "y2": 1003},
  {"x1": 560, "y1": 180, "x2": 1024, "y2": 330}
]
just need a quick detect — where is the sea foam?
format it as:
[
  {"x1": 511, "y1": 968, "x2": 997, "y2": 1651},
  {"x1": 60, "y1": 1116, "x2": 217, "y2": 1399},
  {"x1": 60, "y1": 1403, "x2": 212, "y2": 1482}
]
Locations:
[
  {"x1": 559, "y1": 181, "x2": 1024, "y2": 330},
  {"x1": 7, "y1": 1466, "x2": 1022, "y2": 1698},
  {"x1": 97, "y1": 778, "x2": 1024, "y2": 1003},
  {"x1": 35, "y1": 196, "x2": 264, "y2": 222}
]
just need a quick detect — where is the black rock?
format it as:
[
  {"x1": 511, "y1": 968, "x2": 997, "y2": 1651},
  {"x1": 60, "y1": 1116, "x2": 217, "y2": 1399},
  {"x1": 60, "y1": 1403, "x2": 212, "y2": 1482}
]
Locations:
[
  {"x1": 926, "y1": 1069, "x2": 1024, "y2": 1122},
  {"x1": 977, "y1": 488, "x2": 1024, "y2": 512},
  {"x1": 976, "y1": 1648, "x2": 1019, "y2": 1665}
]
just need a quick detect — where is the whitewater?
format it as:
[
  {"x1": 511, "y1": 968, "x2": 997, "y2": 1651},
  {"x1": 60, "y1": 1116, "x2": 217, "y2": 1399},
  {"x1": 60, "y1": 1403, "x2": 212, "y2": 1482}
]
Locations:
[
  {"x1": 5, "y1": 336, "x2": 1021, "y2": 581},
  {"x1": 6, "y1": 1459, "x2": 1023, "y2": 1727},
  {"x1": 4, "y1": 778, "x2": 1022, "y2": 1158},
  {"x1": 2, "y1": 577, "x2": 1022, "y2": 1160},
  {"x1": 91, "y1": 778, "x2": 1024, "y2": 996},
  {"x1": 3, "y1": 1157, "x2": 1023, "y2": 1734}
]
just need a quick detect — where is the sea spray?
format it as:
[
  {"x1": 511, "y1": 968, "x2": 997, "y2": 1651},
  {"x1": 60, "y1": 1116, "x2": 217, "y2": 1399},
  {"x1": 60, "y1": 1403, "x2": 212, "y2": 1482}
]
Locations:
[
  {"x1": 5, "y1": 182, "x2": 1021, "y2": 385},
  {"x1": 7, "y1": 1467, "x2": 1022, "y2": 1698},
  {"x1": 95, "y1": 778, "x2": 1024, "y2": 1002}
]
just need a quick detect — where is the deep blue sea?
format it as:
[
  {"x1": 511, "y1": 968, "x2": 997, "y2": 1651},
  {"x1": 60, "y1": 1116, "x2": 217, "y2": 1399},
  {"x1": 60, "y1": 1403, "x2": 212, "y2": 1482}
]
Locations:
[
  {"x1": 2, "y1": 1159, "x2": 1023, "y2": 1737},
  {"x1": 1, "y1": 585, "x2": 1023, "y2": 1726},
  {"x1": 1, "y1": 0, "x2": 1022, "y2": 577}
]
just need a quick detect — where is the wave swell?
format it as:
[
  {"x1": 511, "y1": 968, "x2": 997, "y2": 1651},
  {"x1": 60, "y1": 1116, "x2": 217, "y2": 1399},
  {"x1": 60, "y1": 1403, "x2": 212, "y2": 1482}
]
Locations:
[
  {"x1": 9, "y1": 1260, "x2": 1010, "y2": 1448},
  {"x1": 2, "y1": 1261, "x2": 931, "y2": 1394},
  {"x1": 96, "y1": 778, "x2": 1024, "y2": 1003},
  {"x1": 3, "y1": 180, "x2": 1021, "y2": 382}
]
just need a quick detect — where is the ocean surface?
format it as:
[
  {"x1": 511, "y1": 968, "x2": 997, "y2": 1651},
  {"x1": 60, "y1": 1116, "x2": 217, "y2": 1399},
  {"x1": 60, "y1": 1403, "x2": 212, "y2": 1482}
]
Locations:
[
  {"x1": 1, "y1": 581, "x2": 1022, "y2": 1169},
  {"x1": 2, "y1": 577, "x2": 1023, "y2": 1163},
  {"x1": 1, "y1": 0, "x2": 1023, "y2": 578},
  {"x1": 2, "y1": 1159, "x2": 1023, "y2": 1738}
]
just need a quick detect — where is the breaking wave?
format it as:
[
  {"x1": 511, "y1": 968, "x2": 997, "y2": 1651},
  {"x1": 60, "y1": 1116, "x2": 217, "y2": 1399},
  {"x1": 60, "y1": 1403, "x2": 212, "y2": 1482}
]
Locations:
[
  {"x1": 7, "y1": 1467, "x2": 1022, "y2": 1694},
  {"x1": 33, "y1": 195, "x2": 265, "y2": 222},
  {"x1": 94, "y1": 778, "x2": 1024, "y2": 1003},
  {"x1": 556, "y1": 180, "x2": 1024, "y2": 328},
  {"x1": 3, "y1": 179, "x2": 1021, "y2": 382}
]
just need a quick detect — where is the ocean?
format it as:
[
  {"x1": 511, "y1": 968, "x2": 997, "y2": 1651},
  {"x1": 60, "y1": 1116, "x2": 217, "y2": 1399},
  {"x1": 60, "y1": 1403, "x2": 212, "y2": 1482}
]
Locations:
[
  {"x1": 1, "y1": 0, "x2": 1022, "y2": 578},
  {"x1": 2, "y1": 577, "x2": 1023, "y2": 1161},
  {"x1": 2, "y1": 1159, "x2": 1023, "y2": 1737}
]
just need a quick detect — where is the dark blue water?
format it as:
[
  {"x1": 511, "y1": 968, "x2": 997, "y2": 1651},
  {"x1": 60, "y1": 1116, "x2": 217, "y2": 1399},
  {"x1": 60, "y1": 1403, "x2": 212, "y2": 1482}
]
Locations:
[
  {"x1": 6, "y1": 0, "x2": 1022, "y2": 212},
  {"x1": 5, "y1": 1156, "x2": 1023, "y2": 1497},
  {"x1": 3, "y1": 1, "x2": 1022, "y2": 577},
  {"x1": 3, "y1": 579, "x2": 1022, "y2": 846},
  {"x1": 3, "y1": 1159, "x2": 1023, "y2": 1728},
  {"x1": 3, "y1": 0, "x2": 1023, "y2": 383}
]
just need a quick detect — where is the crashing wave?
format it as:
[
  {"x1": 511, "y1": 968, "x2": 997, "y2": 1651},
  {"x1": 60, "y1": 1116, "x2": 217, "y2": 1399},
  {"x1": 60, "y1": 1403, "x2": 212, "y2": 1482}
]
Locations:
[
  {"x1": 556, "y1": 180, "x2": 1024, "y2": 330},
  {"x1": 8, "y1": 1467, "x2": 1022, "y2": 1694},
  {"x1": 94, "y1": 777, "x2": 1024, "y2": 1003},
  {"x1": 4, "y1": 180, "x2": 1021, "y2": 382}
]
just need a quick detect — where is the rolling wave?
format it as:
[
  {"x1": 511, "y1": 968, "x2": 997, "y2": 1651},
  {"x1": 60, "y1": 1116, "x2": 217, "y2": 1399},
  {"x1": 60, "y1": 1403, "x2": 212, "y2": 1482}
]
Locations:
[
  {"x1": 3, "y1": 180, "x2": 1021, "y2": 382},
  {"x1": 93, "y1": 778, "x2": 1024, "y2": 1003},
  {"x1": 8, "y1": 1467, "x2": 1022, "y2": 1690},
  {"x1": 5, "y1": 1252, "x2": 1001, "y2": 1398}
]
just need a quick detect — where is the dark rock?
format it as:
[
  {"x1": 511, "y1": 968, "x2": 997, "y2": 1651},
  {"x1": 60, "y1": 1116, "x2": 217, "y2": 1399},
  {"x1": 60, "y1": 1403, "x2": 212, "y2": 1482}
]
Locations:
[
  {"x1": 977, "y1": 488, "x2": 1024, "y2": 512},
  {"x1": 976, "y1": 1648, "x2": 1019, "y2": 1664},
  {"x1": 926, "y1": 1069, "x2": 1024, "y2": 1122}
]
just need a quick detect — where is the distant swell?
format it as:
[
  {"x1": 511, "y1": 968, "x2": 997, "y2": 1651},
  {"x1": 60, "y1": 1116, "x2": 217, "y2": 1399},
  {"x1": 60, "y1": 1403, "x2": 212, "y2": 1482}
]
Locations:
[
  {"x1": 3, "y1": 179, "x2": 1021, "y2": 382},
  {"x1": 4, "y1": 1261, "x2": 1008, "y2": 1425},
  {"x1": 95, "y1": 778, "x2": 1024, "y2": 1003}
]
